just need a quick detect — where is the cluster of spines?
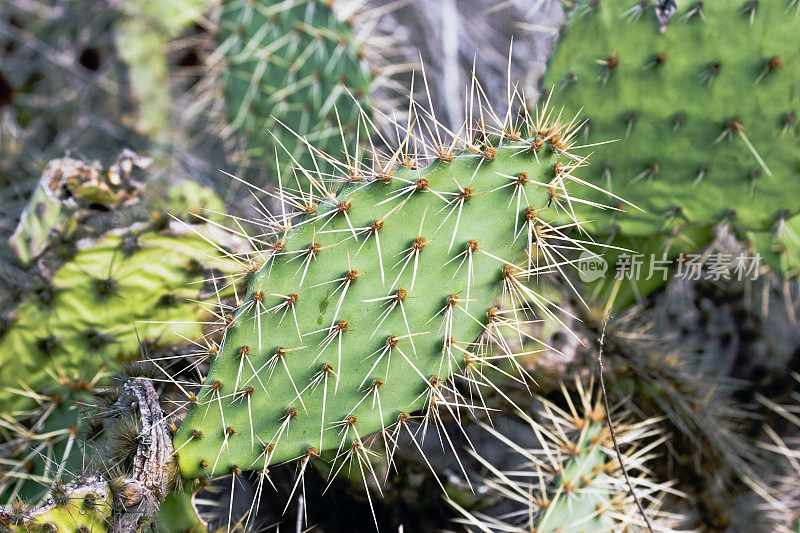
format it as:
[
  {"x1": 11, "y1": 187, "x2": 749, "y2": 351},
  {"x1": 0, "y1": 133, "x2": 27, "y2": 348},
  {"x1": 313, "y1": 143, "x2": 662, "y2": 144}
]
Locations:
[
  {"x1": 163, "y1": 77, "x2": 617, "y2": 528},
  {"x1": 591, "y1": 306, "x2": 759, "y2": 478},
  {"x1": 0, "y1": 371, "x2": 103, "y2": 506},
  {"x1": 452, "y1": 377, "x2": 684, "y2": 532}
]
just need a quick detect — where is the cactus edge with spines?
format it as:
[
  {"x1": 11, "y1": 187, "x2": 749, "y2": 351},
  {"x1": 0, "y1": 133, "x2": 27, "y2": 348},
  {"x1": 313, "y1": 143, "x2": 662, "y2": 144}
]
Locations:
[
  {"x1": 541, "y1": 0, "x2": 800, "y2": 308},
  {"x1": 1, "y1": 375, "x2": 202, "y2": 532},
  {"x1": 0, "y1": 151, "x2": 244, "y2": 507},
  {"x1": 0, "y1": 215, "x2": 246, "y2": 506},
  {"x1": 0, "y1": 375, "x2": 102, "y2": 507},
  {"x1": 170, "y1": 82, "x2": 607, "y2": 486}
]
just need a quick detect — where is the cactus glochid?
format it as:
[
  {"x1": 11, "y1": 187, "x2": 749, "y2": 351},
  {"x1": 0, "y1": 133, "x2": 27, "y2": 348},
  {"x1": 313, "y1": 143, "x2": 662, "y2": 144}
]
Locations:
[
  {"x1": 170, "y1": 83, "x2": 609, "y2": 486},
  {"x1": 542, "y1": 0, "x2": 800, "y2": 293}
]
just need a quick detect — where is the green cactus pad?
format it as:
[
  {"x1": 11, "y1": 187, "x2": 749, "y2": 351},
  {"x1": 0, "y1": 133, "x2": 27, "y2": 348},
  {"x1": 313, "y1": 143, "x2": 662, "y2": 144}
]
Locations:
[
  {"x1": 7, "y1": 184, "x2": 72, "y2": 266},
  {"x1": 217, "y1": 0, "x2": 372, "y2": 177},
  {"x1": 1, "y1": 478, "x2": 112, "y2": 532},
  {"x1": 543, "y1": 0, "x2": 800, "y2": 274},
  {"x1": 0, "y1": 222, "x2": 240, "y2": 413},
  {"x1": 539, "y1": 422, "x2": 622, "y2": 531},
  {"x1": 749, "y1": 212, "x2": 800, "y2": 277},
  {"x1": 173, "y1": 99, "x2": 596, "y2": 477}
]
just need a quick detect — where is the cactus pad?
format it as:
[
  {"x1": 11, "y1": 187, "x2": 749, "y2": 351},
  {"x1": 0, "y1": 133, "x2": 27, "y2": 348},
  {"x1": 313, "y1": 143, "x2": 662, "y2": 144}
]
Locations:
[
  {"x1": 543, "y1": 0, "x2": 800, "y2": 276},
  {"x1": 173, "y1": 92, "x2": 601, "y2": 478},
  {"x1": 453, "y1": 378, "x2": 682, "y2": 532}
]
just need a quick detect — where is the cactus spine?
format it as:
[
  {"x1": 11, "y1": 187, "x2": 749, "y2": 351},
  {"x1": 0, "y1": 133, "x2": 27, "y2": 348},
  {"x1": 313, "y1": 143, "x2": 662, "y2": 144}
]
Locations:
[{"x1": 757, "y1": 374, "x2": 800, "y2": 532}]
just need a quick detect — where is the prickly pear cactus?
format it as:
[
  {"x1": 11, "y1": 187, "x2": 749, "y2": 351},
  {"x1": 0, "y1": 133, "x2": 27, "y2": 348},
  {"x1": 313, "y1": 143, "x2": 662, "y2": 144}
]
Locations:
[
  {"x1": 7, "y1": 150, "x2": 150, "y2": 265},
  {"x1": 543, "y1": 0, "x2": 800, "y2": 280},
  {"x1": 173, "y1": 90, "x2": 600, "y2": 478},
  {"x1": 0, "y1": 221, "x2": 240, "y2": 413},
  {"x1": 453, "y1": 378, "x2": 683, "y2": 532},
  {"x1": 7, "y1": 184, "x2": 74, "y2": 267},
  {"x1": 217, "y1": 0, "x2": 372, "y2": 177},
  {"x1": 0, "y1": 477, "x2": 112, "y2": 532}
]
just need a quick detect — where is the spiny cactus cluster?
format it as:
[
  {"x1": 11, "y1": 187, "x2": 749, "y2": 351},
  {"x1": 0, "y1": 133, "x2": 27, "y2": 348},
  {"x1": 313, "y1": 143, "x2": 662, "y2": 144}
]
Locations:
[
  {"x1": 453, "y1": 377, "x2": 683, "y2": 532},
  {"x1": 542, "y1": 0, "x2": 800, "y2": 306},
  {"x1": 4, "y1": 1, "x2": 800, "y2": 530},
  {"x1": 0, "y1": 152, "x2": 243, "y2": 508},
  {"x1": 1, "y1": 376, "x2": 195, "y2": 532},
  {"x1": 591, "y1": 306, "x2": 757, "y2": 478},
  {"x1": 0, "y1": 182, "x2": 244, "y2": 509},
  {"x1": 0, "y1": 375, "x2": 100, "y2": 506},
  {"x1": 215, "y1": 0, "x2": 374, "y2": 179}
]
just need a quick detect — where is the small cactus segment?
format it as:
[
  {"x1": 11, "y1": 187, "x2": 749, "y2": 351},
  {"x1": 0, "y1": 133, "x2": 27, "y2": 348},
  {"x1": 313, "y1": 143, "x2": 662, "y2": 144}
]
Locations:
[
  {"x1": 749, "y1": 212, "x2": 800, "y2": 278},
  {"x1": 116, "y1": 0, "x2": 205, "y2": 141},
  {"x1": 0, "y1": 222, "x2": 240, "y2": 413},
  {"x1": 454, "y1": 378, "x2": 681, "y2": 532},
  {"x1": 217, "y1": 0, "x2": 372, "y2": 177},
  {"x1": 7, "y1": 151, "x2": 149, "y2": 265},
  {"x1": 7, "y1": 182, "x2": 72, "y2": 267},
  {"x1": 173, "y1": 93, "x2": 596, "y2": 477},
  {"x1": 0, "y1": 477, "x2": 112, "y2": 532},
  {"x1": 543, "y1": 0, "x2": 800, "y2": 273}
]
